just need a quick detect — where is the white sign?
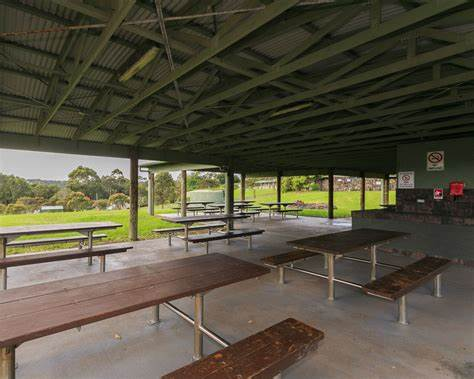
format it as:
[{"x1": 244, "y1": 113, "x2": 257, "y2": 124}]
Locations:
[
  {"x1": 398, "y1": 171, "x2": 415, "y2": 189},
  {"x1": 427, "y1": 151, "x2": 444, "y2": 171}
]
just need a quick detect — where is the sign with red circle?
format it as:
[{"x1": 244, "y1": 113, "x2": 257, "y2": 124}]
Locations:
[
  {"x1": 398, "y1": 171, "x2": 415, "y2": 189},
  {"x1": 433, "y1": 188, "x2": 443, "y2": 200},
  {"x1": 427, "y1": 151, "x2": 444, "y2": 171}
]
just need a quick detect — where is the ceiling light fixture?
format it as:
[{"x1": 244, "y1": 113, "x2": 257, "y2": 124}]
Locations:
[{"x1": 118, "y1": 46, "x2": 160, "y2": 82}]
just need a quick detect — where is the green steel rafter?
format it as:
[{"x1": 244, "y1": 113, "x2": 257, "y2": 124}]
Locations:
[
  {"x1": 136, "y1": 1, "x2": 470, "y2": 146},
  {"x1": 34, "y1": 1, "x2": 136, "y2": 135},
  {"x1": 179, "y1": 37, "x2": 474, "y2": 150},
  {"x1": 206, "y1": 90, "x2": 474, "y2": 154},
  {"x1": 73, "y1": 0, "x2": 299, "y2": 139},
  {"x1": 231, "y1": 101, "x2": 474, "y2": 157}
]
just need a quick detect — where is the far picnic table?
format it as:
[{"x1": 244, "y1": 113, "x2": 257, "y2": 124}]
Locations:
[
  {"x1": 260, "y1": 202, "x2": 296, "y2": 219},
  {"x1": 285, "y1": 228, "x2": 409, "y2": 300},
  {"x1": 159, "y1": 214, "x2": 250, "y2": 251},
  {"x1": 0, "y1": 222, "x2": 122, "y2": 290},
  {"x1": 0, "y1": 253, "x2": 269, "y2": 379}
]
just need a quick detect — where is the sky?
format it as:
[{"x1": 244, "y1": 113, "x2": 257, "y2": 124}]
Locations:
[{"x1": 0, "y1": 148, "x2": 142, "y2": 180}]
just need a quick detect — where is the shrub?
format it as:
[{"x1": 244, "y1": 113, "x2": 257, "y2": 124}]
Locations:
[
  {"x1": 5, "y1": 203, "x2": 27, "y2": 214},
  {"x1": 109, "y1": 193, "x2": 129, "y2": 209},
  {"x1": 16, "y1": 196, "x2": 45, "y2": 212},
  {"x1": 93, "y1": 199, "x2": 109, "y2": 210},
  {"x1": 66, "y1": 192, "x2": 93, "y2": 211},
  {"x1": 0, "y1": 203, "x2": 6, "y2": 214}
]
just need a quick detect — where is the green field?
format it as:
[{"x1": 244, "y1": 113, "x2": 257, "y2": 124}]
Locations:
[{"x1": 1, "y1": 190, "x2": 394, "y2": 254}]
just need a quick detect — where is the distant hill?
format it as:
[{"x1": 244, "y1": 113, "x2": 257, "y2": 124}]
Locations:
[{"x1": 27, "y1": 179, "x2": 67, "y2": 188}]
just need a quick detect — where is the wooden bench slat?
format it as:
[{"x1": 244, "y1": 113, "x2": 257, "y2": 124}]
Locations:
[
  {"x1": 261, "y1": 250, "x2": 320, "y2": 267},
  {"x1": 0, "y1": 243, "x2": 132, "y2": 269},
  {"x1": 7, "y1": 234, "x2": 107, "y2": 248},
  {"x1": 187, "y1": 229, "x2": 264, "y2": 243},
  {"x1": 162, "y1": 318, "x2": 324, "y2": 379},
  {"x1": 362, "y1": 256, "x2": 451, "y2": 300}
]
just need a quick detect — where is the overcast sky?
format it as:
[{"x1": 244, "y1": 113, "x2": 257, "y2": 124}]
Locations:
[{"x1": 0, "y1": 149, "x2": 142, "y2": 180}]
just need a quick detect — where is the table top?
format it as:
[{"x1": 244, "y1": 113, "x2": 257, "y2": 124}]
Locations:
[
  {"x1": 287, "y1": 228, "x2": 409, "y2": 256},
  {"x1": 159, "y1": 213, "x2": 250, "y2": 224},
  {"x1": 0, "y1": 222, "x2": 122, "y2": 238},
  {"x1": 234, "y1": 200, "x2": 255, "y2": 204},
  {"x1": 261, "y1": 202, "x2": 295, "y2": 207},
  {"x1": 0, "y1": 253, "x2": 269, "y2": 347}
]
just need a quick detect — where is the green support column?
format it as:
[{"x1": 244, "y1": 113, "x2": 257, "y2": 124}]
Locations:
[
  {"x1": 129, "y1": 149, "x2": 138, "y2": 241},
  {"x1": 383, "y1": 174, "x2": 390, "y2": 205},
  {"x1": 181, "y1": 170, "x2": 187, "y2": 217},
  {"x1": 147, "y1": 171, "x2": 155, "y2": 216},
  {"x1": 360, "y1": 172, "x2": 366, "y2": 211},
  {"x1": 225, "y1": 171, "x2": 235, "y2": 215},
  {"x1": 241, "y1": 173, "x2": 246, "y2": 201},
  {"x1": 328, "y1": 171, "x2": 334, "y2": 220},
  {"x1": 276, "y1": 172, "x2": 282, "y2": 207}
]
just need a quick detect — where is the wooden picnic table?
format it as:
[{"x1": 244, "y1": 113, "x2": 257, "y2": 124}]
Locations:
[
  {"x1": 159, "y1": 214, "x2": 250, "y2": 251},
  {"x1": 0, "y1": 222, "x2": 122, "y2": 290},
  {"x1": 261, "y1": 202, "x2": 296, "y2": 219},
  {"x1": 0, "y1": 253, "x2": 270, "y2": 378},
  {"x1": 287, "y1": 228, "x2": 409, "y2": 300}
]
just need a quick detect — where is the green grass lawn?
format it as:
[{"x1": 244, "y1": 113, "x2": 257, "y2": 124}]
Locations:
[{"x1": 0, "y1": 189, "x2": 394, "y2": 254}]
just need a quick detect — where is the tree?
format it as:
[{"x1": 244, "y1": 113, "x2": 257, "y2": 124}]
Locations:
[
  {"x1": 67, "y1": 166, "x2": 105, "y2": 200},
  {"x1": 93, "y1": 199, "x2": 109, "y2": 210},
  {"x1": 16, "y1": 196, "x2": 45, "y2": 212},
  {"x1": 31, "y1": 183, "x2": 60, "y2": 201},
  {"x1": 101, "y1": 169, "x2": 129, "y2": 196},
  {"x1": 5, "y1": 203, "x2": 27, "y2": 214},
  {"x1": 0, "y1": 204, "x2": 6, "y2": 214},
  {"x1": 154, "y1": 172, "x2": 176, "y2": 207},
  {"x1": 66, "y1": 192, "x2": 93, "y2": 211},
  {"x1": 108, "y1": 193, "x2": 129, "y2": 209},
  {"x1": 0, "y1": 173, "x2": 33, "y2": 204}
]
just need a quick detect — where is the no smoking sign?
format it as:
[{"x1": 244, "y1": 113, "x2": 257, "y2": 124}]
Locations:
[{"x1": 427, "y1": 151, "x2": 444, "y2": 171}]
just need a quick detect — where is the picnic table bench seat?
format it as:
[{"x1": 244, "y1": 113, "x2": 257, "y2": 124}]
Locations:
[
  {"x1": 362, "y1": 256, "x2": 451, "y2": 324},
  {"x1": 162, "y1": 318, "x2": 324, "y2": 379},
  {"x1": 6, "y1": 233, "x2": 107, "y2": 248},
  {"x1": 275, "y1": 208, "x2": 303, "y2": 219},
  {"x1": 261, "y1": 250, "x2": 321, "y2": 284},
  {"x1": 153, "y1": 223, "x2": 226, "y2": 246},
  {"x1": 0, "y1": 243, "x2": 133, "y2": 289},
  {"x1": 186, "y1": 228, "x2": 264, "y2": 253}
]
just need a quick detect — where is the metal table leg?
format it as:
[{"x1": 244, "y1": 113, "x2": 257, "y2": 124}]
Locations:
[
  {"x1": 1, "y1": 346, "x2": 15, "y2": 379},
  {"x1": 99, "y1": 255, "x2": 106, "y2": 272},
  {"x1": 398, "y1": 295, "x2": 408, "y2": 325},
  {"x1": 0, "y1": 238, "x2": 7, "y2": 290},
  {"x1": 370, "y1": 245, "x2": 377, "y2": 281},
  {"x1": 327, "y1": 255, "x2": 335, "y2": 301},
  {"x1": 149, "y1": 304, "x2": 160, "y2": 325},
  {"x1": 184, "y1": 224, "x2": 189, "y2": 252},
  {"x1": 194, "y1": 293, "x2": 204, "y2": 361},
  {"x1": 87, "y1": 231, "x2": 93, "y2": 266},
  {"x1": 278, "y1": 266, "x2": 285, "y2": 284},
  {"x1": 433, "y1": 274, "x2": 442, "y2": 298}
]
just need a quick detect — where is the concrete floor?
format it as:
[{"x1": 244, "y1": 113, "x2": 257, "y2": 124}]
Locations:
[{"x1": 6, "y1": 216, "x2": 474, "y2": 379}]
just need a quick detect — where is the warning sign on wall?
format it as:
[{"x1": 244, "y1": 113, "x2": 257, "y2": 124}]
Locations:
[
  {"x1": 427, "y1": 151, "x2": 444, "y2": 171},
  {"x1": 398, "y1": 171, "x2": 415, "y2": 189}
]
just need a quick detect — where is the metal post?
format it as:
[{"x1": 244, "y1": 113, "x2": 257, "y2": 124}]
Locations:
[
  {"x1": 248, "y1": 236, "x2": 253, "y2": 249},
  {"x1": 433, "y1": 274, "x2": 442, "y2": 298},
  {"x1": 327, "y1": 255, "x2": 335, "y2": 301},
  {"x1": 99, "y1": 255, "x2": 106, "y2": 272},
  {"x1": 225, "y1": 170, "x2": 234, "y2": 227},
  {"x1": 278, "y1": 266, "x2": 285, "y2": 284},
  {"x1": 168, "y1": 233, "x2": 172, "y2": 246},
  {"x1": 324, "y1": 253, "x2": 328, "y2": 270},
  {"x1": 129, "y1": 149, "x2": 139, "y2": 241},
  {"x1": 383, "y1": 174, "x2": 390, "y2": 206},
  {"x1": 241, "y1": 173, "x2": 246, "y2": 201},
  {"x1": 184, "y1": 224, "x2": 189, "y2": 252},
  {"x1": 398, "y1": 296, "x2": 408, "y2": 325},
  {"x1": 147, "y1": 171, "x2": 155, "y2": 216},
  {"x1": 0, "y1": 238, "x2": 7, "y2": 290},
  {"x1": 360, "y1": 172, "x2": 366, "y2": 211},
  {"x1": 328, "y1": 170, "x2": 334, "y2": 219},
  {"x1": 276, "y1": 172, "x2": 282, "y2": 210},
  {"x1": 181, "y1": 170, "x2": 187, "y2": 217},
  {"x1": 1, "y1": 346, "x2": 15, "y2": 379},
  {"x1": 193, "y1": 293, "x2": 204, "y2": 361},
  {"x1": 87, "y1": 231, "x2": 93, "y2": 266},
  {"x1": 150, "y1": 304, "x2": 160, "y2": 325},
  {"x1": 205, "y1": 242, "x2": 209, "y2": 254},
  {"x1": 370, "y1": 245, "x2": 377, "y2": 281}
]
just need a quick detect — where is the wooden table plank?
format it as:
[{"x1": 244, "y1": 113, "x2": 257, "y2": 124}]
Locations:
[
  {"x1": 0, "y1": 222, "x2": 122, "y2": 238},
  {"x1": 287, "y1": 228, "x2": 409, "y2": 255},
  {"x1": 0, "y1": 254, "x2": 269, "y2": 347},
  {"x1": 159, "y1": 214, "x2": 249, "y2": 224}
]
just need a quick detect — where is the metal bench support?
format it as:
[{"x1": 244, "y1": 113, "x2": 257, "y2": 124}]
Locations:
[
  {"x1": 248, "y1": 236, "x2": 253, "y2": 249},
  {"x1": 327, "y1": 255, "x2": 335, "y2": 301},
  {"x1": 194, "y1": 293, "x2": 204, "y2": 361},
  {"x1": 398, "y1": 295, "x2": 408, "y2": 325},
  {"x1": 1, "y1": 346, "x2": 15, "y2": 379},
  {"x1": 149, "y1": 305, "x2": 160, "y2": 325},
  {"x1": 99, "y1": 255, "x2": 106, "y2": 273},
  {"x1": 433, "y1": 274, "x2": 442, "y2": 298},
  {"x1": 168, "y1": 233, "x2": 172, "y2": 246},
  {"x1": 370, "y1": 245, "x2": 377, "y2": 281},
  {"x1": 278, "y1": 266, "x2": 285, "y2": 284},
  {"x1": 87, "y1": 232, "x2": 93, "y2": 266}
]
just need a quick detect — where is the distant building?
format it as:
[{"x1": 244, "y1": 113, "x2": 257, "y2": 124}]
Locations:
[
  {"x1": 254, "y1": 179, "x2": 277, "y2": 189},
  {"x1": 39, "y1": 205, "x2": 64, "y2": 213}
]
